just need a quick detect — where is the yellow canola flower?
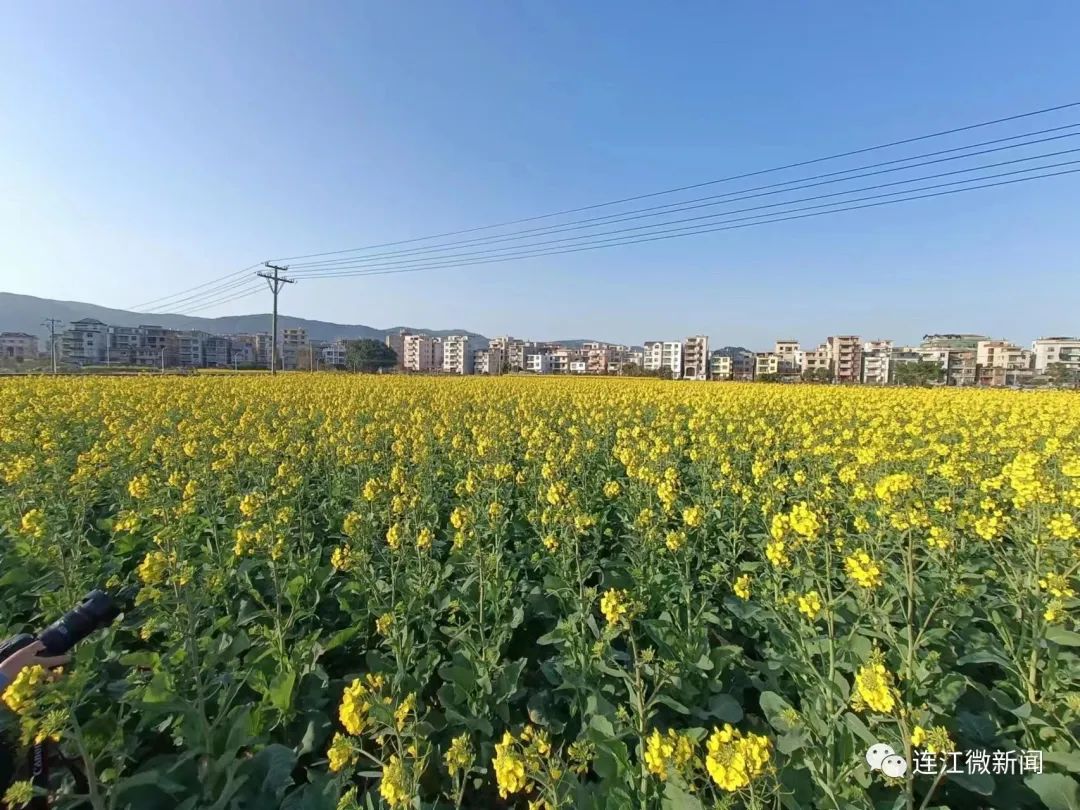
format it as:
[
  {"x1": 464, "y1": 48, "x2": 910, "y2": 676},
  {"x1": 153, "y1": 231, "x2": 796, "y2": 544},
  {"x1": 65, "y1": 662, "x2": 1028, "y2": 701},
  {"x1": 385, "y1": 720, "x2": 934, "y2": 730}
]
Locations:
[
  {"x1": 493, "y1": 731, "x2": 529, "y2": 798},
  {"x1": 852, "y1": 654, "x2": 898, "y2": 715},
  {"x1": 704, "y1": 724, "x2": 771, "y2": 791},
  {"x1": 733, "y1": 574, "x2": 751, "y2": 600},
  {"x1": 845, "y1": 550, "x2": 883, "y2": 590}
]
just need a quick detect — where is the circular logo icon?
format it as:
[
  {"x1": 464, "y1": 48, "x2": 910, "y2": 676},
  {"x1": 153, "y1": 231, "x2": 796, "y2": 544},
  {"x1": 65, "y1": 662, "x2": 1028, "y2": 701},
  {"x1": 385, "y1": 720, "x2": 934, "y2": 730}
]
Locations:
[
  {"x1": 881, "y1": 754, "x2": 908, "y2": 778},
  {"x1": 866, "y1": 743, "x2": 895, "y2": 771}
]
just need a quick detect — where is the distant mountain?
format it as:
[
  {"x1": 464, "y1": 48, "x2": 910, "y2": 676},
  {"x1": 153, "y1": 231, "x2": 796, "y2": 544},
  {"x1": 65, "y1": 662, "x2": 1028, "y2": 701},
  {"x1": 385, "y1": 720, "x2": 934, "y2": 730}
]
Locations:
[
  {"x1": 712, "y1": 345, "x2": 753, "y2": 357},
  {"x1": 0, "y1": 292, "x2": 489, "y2": 346}
]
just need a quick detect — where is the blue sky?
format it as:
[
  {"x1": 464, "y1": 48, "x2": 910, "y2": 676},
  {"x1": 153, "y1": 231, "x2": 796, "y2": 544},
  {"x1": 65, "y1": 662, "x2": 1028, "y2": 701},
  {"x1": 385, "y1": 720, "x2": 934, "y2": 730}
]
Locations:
[{"x1": 2, "y1": 1, "x2": 1078, "y2": 347}]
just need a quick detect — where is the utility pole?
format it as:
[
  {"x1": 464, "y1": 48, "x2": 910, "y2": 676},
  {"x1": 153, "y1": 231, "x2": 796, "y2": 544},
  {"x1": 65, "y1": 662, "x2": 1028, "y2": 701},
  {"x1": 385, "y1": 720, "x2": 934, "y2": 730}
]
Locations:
[
  {"x1": 41, "y1": 318, "x2": 61, "y2": 374},
  {"x1": 257, "y1": 262, "x2": 295, "y2": 375},
  {"x1": 160, "y1": 347, "x2": 165, "y2": 374}
]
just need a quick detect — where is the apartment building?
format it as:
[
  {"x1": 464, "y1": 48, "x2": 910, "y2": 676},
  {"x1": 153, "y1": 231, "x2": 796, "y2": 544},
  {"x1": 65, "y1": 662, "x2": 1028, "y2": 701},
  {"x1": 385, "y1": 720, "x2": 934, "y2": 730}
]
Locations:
[
  {"x1": 774, "y1": 340, "x2": 801, "y2": 374},
  {"x1": 281, "y1": 327, "x2": 308, "y2": 370},
  {"x1": 860, "y1": 340, "x2": 894, "y2": 385},
  {"x1": 473, "y1": 346, "x2": 505, "y2": 375},
  {"x1": 682, "y1": 336, "x2": 709, "y2": 380},
  {"x1": 548, "y1": 349, "x2": 580, "y2": 374},
  {"x1": 754, "y1": 352, "x2": 780, "y2": 378},
  {"x1": 442, "y1": 335, "x2": 473, "y2": 374},
  {"x1": 919, "y1": 347, "x2": 977, "y2": 386},
  {"x1": 710, "y1": 354, "x2": 732, "y2": 380},
  {"x1": 60, "y1": 318, "x2": 108, "y2": 365},
  {"x1": 385, "y1": 330, "x2": 410, "y2": 368},
  {"x1": 166, "y1": 331, "x2": 208, "y2": 367},
  {"x1": 827, "y1": 336, "x2": 862, "y2": 383},
  {"x1": 801, "y1": 344, "x2": 831, "y2": 377},
  {"x1": 643, "y1": 341, "x2": 682, "y2": 377},
  {"x1": 204, "y1": 336, "x2": 231, "y2": 367},
  {"x1": 525, "y1": 353, "x2": 553, "y2": 374},
  {"x1": 229, "y1": 333, "x2": 270, "y2": 367},
  {"x1": 403, "y1": 334, "x2": 443, "y2": 372},
  {"x1": 322, "y1": 341, "x2": 348, "y2": 368},
  {"x1": 1032, "y1": 336, "x2": 1080, "y2": 373},
  {"x1": 0, "y1": 332, "x2": 37, "y2": 363}
]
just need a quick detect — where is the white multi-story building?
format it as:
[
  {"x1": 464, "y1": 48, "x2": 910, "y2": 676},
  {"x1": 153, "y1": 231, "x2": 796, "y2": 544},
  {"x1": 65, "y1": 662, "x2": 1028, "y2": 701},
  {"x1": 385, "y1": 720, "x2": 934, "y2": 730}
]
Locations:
[
  {"x1": 60, "y1": 318, "x2": 108, "y2": 365},
  {"x1": 682, "y1": 336, "x2": 709, "y2": 380},
  {"x1": 443, "y1": 335, "x2": 473, "y2": 374},
  {"x1": 800, "y1": 344, "x2": 831, "y2": 376},
  {"x1": 860, "y1": 340, "x2": 894, "y2": 385},
  {"x1": 403, "y1": 334, "x2": 443, "y2": 372},
  {"x1": 1032, "y1": 337, "x2": 1080, "y2": 373},
  {"x1": 569, "y1": 359, "x2": 588, "y2": 374},
  {"x1": 473, "y1": 346, "x2": 505, "y2": 375},
  {"x1": 322, "y1": 340, "x2": 348, "y2": 368},
  {"x1": 385, "y1": 330, "x2": 411, "y2": 369},
  {"x1": 0, "y1": 332, "x2": 36, "y2": 363},
  {"x1": 643, "y1": 341, "x2": 682, "y2": 377},
  {"x1": 280, "y1": 327, "x2": 308, "y2": 370},
  {"x1": 774, "y1": 340, "x2": 801, "y2": 374},
  {"x1": 710, "y1": 354, "x2": 733, "y2": 380},
  {"x1": 525, "y1": 353, "x2": 552, "y2": 374},
  {"x1": 754, "y1": 352, "x2": 780, "y2": 378}
]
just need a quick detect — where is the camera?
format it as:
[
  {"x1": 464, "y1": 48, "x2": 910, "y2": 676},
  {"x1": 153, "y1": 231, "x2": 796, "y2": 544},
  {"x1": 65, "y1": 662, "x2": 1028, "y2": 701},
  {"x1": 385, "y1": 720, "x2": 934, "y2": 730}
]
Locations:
[{"x1": 0, "y1": 590, "x2": 121, "y2": 661}]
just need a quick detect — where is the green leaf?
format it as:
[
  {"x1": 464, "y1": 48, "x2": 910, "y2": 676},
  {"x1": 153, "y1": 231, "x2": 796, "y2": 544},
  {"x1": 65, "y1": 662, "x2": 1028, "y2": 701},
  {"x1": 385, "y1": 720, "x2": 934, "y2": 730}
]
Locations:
[
  {"x1": 269, "y1": 668, "x2": 297, "y2": 713},
  {"x1": 707, "y1": 694, "x2": 743, "y2": 723},
  {"x1": 244, "y1": 744, "x2": 297, "y2": 799},
  {"x1": 1025, "y1": 773, "x2": 1080, "y2": 810},
  {"x1": 1046, "y1": 627, "x2": 1080, "y2": 647},
  {"x1": 1046, "y1": 751, "x2": 1080, "y2": 774},
  {"x1": 949, "y1": 770, "x2": 994, "y2": 796},
  {"x1": 843, "y1": 712, "x2": 878, "y2": 746},
  {"x1": 759, "y1": 691, "x2": 797, "y2": 733},
  {"x1": 322, "y1": 626, "x2": 360, "y2": 652},
  {"x1": 662, "y1": 781, "x2": 703, "y2": 810}
]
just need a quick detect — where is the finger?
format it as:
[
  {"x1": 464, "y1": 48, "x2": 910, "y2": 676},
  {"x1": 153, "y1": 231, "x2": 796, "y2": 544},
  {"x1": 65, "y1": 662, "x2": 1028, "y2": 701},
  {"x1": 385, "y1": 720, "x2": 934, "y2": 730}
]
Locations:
[
  {"x1": 8, "y1": 640, "x2": 46, "y2": 663},
  {"x1": 34, "y1": 654, "x2": 71, "y2": 669}
]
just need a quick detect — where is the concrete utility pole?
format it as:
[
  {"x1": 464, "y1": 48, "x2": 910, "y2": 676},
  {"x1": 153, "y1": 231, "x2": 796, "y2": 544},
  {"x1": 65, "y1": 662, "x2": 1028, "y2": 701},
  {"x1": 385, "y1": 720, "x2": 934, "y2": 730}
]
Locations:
[
  {"x1": 41, "y1": 318, "x2": 61, "y2": 374},
  {"x1": 257, "y1": 262, "x2": 295, "y2": 375}
]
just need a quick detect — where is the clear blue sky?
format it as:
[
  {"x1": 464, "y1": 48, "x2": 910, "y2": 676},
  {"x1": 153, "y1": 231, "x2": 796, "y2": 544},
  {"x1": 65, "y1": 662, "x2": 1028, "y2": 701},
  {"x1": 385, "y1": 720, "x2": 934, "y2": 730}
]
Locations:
[{"x1": 2, "y1": 1, "x2": 1078, "y2": 348}]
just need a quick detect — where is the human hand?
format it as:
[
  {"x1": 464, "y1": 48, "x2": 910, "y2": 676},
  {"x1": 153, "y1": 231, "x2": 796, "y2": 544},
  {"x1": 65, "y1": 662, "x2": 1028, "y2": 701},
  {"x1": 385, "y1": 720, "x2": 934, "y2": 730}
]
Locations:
[{"x1": 0, "y1": 640, "x2": 70, "y2": 688}]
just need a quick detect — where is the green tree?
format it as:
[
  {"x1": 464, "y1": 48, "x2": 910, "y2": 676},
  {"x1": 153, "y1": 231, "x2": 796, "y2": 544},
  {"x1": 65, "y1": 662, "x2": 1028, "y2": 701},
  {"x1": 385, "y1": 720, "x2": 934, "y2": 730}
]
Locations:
[
  {"x1": 894, "y1": 360, "x2": 943, "y2": 387},
  {"x1": 801, "y1": 368, "x2": 834, "y2": 383},
  {"x1": 345, "y1": 339, "x2": 397, "y2": 373},
  {"x1": 1044, "y1": 362, "x2": 1079, "y2": 388}
]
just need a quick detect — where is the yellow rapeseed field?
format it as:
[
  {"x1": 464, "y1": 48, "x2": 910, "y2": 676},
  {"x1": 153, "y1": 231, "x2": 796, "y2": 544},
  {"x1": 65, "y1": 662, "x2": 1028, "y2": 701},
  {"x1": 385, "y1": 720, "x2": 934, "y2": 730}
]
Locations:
[{"x1": 1, "y1": 375, "x2": 1078, "y2": 809}]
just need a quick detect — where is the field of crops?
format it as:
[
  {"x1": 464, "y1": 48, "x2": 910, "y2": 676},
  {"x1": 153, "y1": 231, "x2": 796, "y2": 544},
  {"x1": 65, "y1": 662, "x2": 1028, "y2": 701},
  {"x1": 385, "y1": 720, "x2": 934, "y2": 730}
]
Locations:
[{"x1": 1, "y1": 375, "x2": 1078, "y2": 810}]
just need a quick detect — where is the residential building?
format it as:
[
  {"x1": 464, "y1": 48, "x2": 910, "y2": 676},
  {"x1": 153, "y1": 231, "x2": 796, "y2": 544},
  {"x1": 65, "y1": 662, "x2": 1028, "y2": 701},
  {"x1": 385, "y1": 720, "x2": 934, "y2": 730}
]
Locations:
[
  {"x1": 134, "y1": 326, "x2": 172, "y2": 367},
  {"x1": 229, "y1": 333, "x2": 270, "y2": 367},
  {"x1": 921, "y1": 334, "x2": 988, "y2": 350},
  {"x1": 919, "y1": 347, "x2": 977, "y2": 386},
  {"x1": 754, "y1": 352, "x2": 780, "y2": 378},
  {"x1": 569, "y1": 359, "x2": 588, "y2": 374},
  {"x1": 473, "y1": 346, "x2": 505, "y2": 375},
  {"x1": 322, "y1": 340, "x2": 348, "y2": 368},
  {"x1": 774, "y1": 340, "x2": 801, "y2": 374},
  {"x1": 167, "y1": 331, "x2": 207, "y2": 367},
  {"x1": 643, "y1": 341, "x2": 682, "y2": 377},
  {"x1": 1032, "y1": 337, "x2": 1080, "y2": 373},
  {"x1": 281, "y1": 327, "x2": 308, "y2": 370},
  {"x1": 585, "y1": 345, "x2": 614, "y2": 374},
  {"x1": 60, "y1": 318, "x2": 108, "y2": 365},
  {"x1": 549, "y1": 348, "x2": 580, "y2": 374},
  {"x1": 203, "y1": 336, "x2": 231, "y2": 367},
  {"x1": 861, "y1": 340, "x2": 894, "y2": 385},
  {"x1": 442, "y1": 335, "x2": 473, "y2": 374},
  {"x1": 385, "y1": 330, "x2": 410, "y2": 369},
  {"x1": 682, "y1": 336, "x2": 709, "y2": 380},
  {"x1": 403, "y1": 334, "x2": 443, "y2": 372},
  {"x1": 525, "y1": 353, "x2": 552, "y2": 374},
  {"x1": 827, "y1": 335, "x2": 862, "y2": 383},
  {"x1": 710, "y1": 354, "x2": 732, "y2": 380},
  {"x1": 611, "y1": 346, "x2": 643, "y2": 373},
  {"x1": 801, "y1": 344, "x2": 832, "y2": 377},
  {"x1": 974, "y1": 340, "x2": 1033, "y2": 386},
  {"x1": 0, "y1": 332, "x2": 37, "y2": 363}
]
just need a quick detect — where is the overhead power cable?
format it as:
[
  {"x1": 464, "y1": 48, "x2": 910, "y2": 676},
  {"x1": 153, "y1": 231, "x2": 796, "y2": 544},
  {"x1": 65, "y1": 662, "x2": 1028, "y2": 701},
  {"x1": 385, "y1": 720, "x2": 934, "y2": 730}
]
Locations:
[
  {"x1": 269, "y1": 101, "x2": 1080, "y2": 263},
  {"x1": 129, "y1": 263, "x2": 262, "y2": 311},
  {"x1": 285, "y1": 153, "x2": 1080, "y2": 276},
  {"x1": 168, "y1": 283, "x2": 266, "y2": 316},
  {"x1": 287, "y1": 136, "x2": 1080, "y2": 272},
  {"x1": 285, "y1": 123, "x2": 1080, "y2": 270},
  {"x1": 282, "y1": 166, "x2": 1080, "y2": 281}
]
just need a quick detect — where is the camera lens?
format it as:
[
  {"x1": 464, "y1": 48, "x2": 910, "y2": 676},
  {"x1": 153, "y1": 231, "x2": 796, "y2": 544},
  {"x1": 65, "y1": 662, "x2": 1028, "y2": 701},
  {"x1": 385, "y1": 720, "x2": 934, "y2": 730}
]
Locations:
[{"x1": 37, "y1": 591, "x2": 120, "y2": 656}]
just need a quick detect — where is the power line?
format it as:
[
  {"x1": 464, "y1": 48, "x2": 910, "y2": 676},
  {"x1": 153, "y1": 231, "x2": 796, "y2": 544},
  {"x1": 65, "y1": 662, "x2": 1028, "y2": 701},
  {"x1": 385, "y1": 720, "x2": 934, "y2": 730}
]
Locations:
[
  {"x1": 143, "y1": 274, "x2": 262, "y2": 313},
  {"x1": 130, "y1": 263, "x2": 262, "y2": 311},
  {"x1": 168, "y1": 283, "x2": 265, "y2": 316},
  {"x1": 287, "y1": 166, "x2": 1080, "y2": 281},
  {"x1": 269, "y1": 101, "x2": 1080, "y2": 263},
  {"x1": 286, "y1": 154, "x2": 1080, "y2": 276},
  {"x1": 286, "y1": 124, "x2": 1080, "y2": 269},
  {"x1": 288, "y1": 137, "x2": 1080, "y2": 273}
]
